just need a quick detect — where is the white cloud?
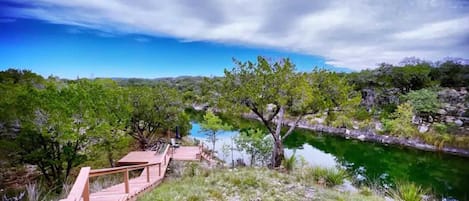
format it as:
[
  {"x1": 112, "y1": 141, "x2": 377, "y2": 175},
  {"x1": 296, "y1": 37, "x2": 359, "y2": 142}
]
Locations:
[{"x1": 3, "y1": 0, "x2": 469, "y2": 70}]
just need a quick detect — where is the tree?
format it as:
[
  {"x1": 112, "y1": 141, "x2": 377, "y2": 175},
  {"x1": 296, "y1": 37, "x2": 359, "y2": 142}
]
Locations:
[
  {"x1": 235, "y1": 128, "x2": 273, "y2": 166},
  {"x1": 221, "y1": 56, "x2": 360, "y2": 167},
  {"x1": 200, "y1": 111, "x2": 231, "y2": 156},
  {"x1": 402, "y1": 89, "x2": 440, "y2": 118},
  {"x1": 128, "y1": 84, "x2": 190, "y2": 150},
  {"x1": 87, "y1": 79, "x2": 133, "y2": 167},
  {"x1": 11, "y1": 80, "x2": 104, "y2": 190}
]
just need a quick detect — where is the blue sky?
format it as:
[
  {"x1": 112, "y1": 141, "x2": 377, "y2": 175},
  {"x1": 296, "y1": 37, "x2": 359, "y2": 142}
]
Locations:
[
  {"x1": 1, "y1": 0, "x2": 468, "y2": 79},
  {"x1": 0, "y1": 18, "x2": 346, "y2": 79}
]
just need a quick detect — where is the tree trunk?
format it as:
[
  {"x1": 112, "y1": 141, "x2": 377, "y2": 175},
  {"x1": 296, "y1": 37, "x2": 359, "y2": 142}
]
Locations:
[
  {"x1": 271, "y1": 139, "x2": 284, "y2": 168},
  {"x1": 212, "y1": 132, "x2": 216, "y2": 158}
]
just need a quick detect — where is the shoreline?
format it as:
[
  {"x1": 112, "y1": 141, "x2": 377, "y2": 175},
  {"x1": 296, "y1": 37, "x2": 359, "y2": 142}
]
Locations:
[{"x1": 241, "y1": 114, "x2": 469, "y2": 158}]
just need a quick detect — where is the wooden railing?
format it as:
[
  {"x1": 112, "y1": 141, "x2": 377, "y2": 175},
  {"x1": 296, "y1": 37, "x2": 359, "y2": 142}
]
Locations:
[
  {"x1": 60, "y1": 145, "x2": 173, "y2": 201},
  {"x1": 198, "y1": 142, "x2": 213, "y2": 164}
]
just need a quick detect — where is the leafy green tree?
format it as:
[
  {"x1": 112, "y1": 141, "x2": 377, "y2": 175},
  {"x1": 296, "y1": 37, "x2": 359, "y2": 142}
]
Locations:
[
  {"x1": 128, "y1": 84, "x2": 190, "y2": 150},
  {"x1": 221, "y1": 56, "x2": 360, "y2": 167},
  {"x1": 430, "y1": 61, "x2": 469, "y2": 87},
  {"x1": 235, "y1": 128, "x2": 273, "y2": 166},
  {"x1": 402, "y1": 89, "x2": 440, "y2": 117},
  {"x1": 200, "y1": 111, "x2": 231, "y2": 155},
  {"x1": 11, "y1": 80, "x2": 107, "y2": 190},
  {"x1": 87, "y1": 79, "x2": 133, "y2": 167}
]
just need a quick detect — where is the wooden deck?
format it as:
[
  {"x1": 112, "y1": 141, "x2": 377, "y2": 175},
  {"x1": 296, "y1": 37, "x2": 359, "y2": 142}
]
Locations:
[{"x1": 60, "y1": 144, "x2": 212, "y2": 201}]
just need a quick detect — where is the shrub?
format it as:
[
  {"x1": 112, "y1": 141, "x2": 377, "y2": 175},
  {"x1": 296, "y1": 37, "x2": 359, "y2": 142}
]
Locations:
[
  {"x1": 282, "y1": 153, "x2": 297, "y2": 173},
  {"x1": 401, "y1": 89, "x2": 440, "y2": 117},
  {"x1": 432, "y1": 123, "x2": 447, "y2": 134},
  {"x1": 387, "y1": 181, "x2": 431, "y2": 201},
  {"x1": 355, "y1": 107, "x2": 372, "y2": 121},
  {"x1": 381, "y1": 103, "x2": 418, "y2": 137},
  {"x1": 308, "y1": 167, "x2": 348, "y2": 187}
]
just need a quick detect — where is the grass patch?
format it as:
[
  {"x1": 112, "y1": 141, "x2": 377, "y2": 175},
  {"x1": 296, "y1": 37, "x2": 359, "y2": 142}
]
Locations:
[
  {"x1": 139, "y1": 166, "x2": 382, "y2": 201},
  {"x1": 387, "y1": 181, "x2": 432, "y2": 201}
]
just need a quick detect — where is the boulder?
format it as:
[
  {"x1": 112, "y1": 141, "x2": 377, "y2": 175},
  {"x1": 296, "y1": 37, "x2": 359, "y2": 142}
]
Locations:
[
  {"x1": 455, "y1": 119, "x2": 464, "y2": 127},
  {"x1": 375, "y1": 122, "x2": 384, "y2": 131},
  {"x1": 437, "y1": 109, "x2": 447, "y2": 115},
  {"x1": 357, "y1": 135, "x2": 366, "y2": 141},
  {"x1": 446, "y1": 116, "x2": 455, "y2": 123},
  {"x1": 418, "y1": 124, "x2": 429, "y2": 133},
  {"x1": 345, "y1": 129, "x2": 351, "y2": 135}
]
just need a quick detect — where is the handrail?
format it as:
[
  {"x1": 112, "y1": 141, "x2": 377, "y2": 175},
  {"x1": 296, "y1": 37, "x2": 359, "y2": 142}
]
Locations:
[
  {"x1": 61, "y1": 144, "x2": 173, "y2": 201},
  {"x1": 60, "y1": 167, "x2": 90, "y2": 201},
  {"x1": 89, "y1": 162, "x2": 161, "y2": 177}
]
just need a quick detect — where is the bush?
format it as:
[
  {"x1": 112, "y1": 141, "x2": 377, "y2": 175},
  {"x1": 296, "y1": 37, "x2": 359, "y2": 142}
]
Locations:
[
  {"x1": 308, "y1": 167, "x2": 348, "y2": 187},
  {"x1": 381, "y1": 103, "x2": 418, "y2": 137},
  {"x1": 282, "y1": 153, "x2": 296, "y2": 173},
  {"x1": 432, "y1": 123, "x2": 447, "y2": 134},
  {"x1": 354, "y1": 107, "x2": 372, "y2": 121},
  {"x1": 387, "y1": 181, "x2": 431, "y2": 201},
  {"x1": 401, "y1": 89, "x2": 440, "y2": 117}
]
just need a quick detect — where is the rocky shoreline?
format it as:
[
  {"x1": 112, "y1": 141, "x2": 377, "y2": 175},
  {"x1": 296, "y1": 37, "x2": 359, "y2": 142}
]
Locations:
[{"x1": 243, "y1": 114, "x2": 469, "y2": 158}]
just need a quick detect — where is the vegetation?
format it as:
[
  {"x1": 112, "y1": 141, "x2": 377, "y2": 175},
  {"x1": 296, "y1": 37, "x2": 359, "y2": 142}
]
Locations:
[
  {"x1": 0, "y1": 69, "x2": 191, "y2": 195},
  {"x1": 1, "y1": 56, "x2": 468, "y2": 199},
  {"x1": 234, "y1": 128, "x2": 273, "y2": 166},
  {"x1": 219, "y1": 57, "x2": 359, "y2": 167},
  {"x1": 401, "y1": 89, "x2": 440, "y2": 117},
  {"x1": 199, "y1": 111, "x2": 231, "y2": 155},
  {"x1": 139, "y1": 165, "x2": 384, "y2": 201},
  {"x1": 382, "y1": 103, "x2": 417, "y2": 137},
  {"x1": 386, "y1": 181, "x2": 432, "y2": 201}
]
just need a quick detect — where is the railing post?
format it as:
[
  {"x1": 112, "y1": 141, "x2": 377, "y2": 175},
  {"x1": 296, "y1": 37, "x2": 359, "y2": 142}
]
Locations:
[
  {"x1": 83, "y1": 177, "x2": 90, "y2": 201},
  {"x1": 146, "y1": 166, "x2": 150, "y2": 182},
  {"x1": 158, "y1": 163, "x2": 161, "y2": 176},
  {"x1": 164, "y1": 155, "x2": 166, "y2": 165},
  {"x1": 124, "y1": 169, "x2": 129, "y2": 194}
]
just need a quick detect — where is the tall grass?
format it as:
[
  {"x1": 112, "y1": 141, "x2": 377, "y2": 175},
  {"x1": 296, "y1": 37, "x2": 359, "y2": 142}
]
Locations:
[
  {"x1": 282, "y1": 152, "x2": 296, "y2": 173},
  {"x1": 308, "y1": 167, "x2": 348, "y2": 187},
  {"x1": 387, "y1": 181, "x2": 431, "y2": 201},
  {"x1": 26, "y1": 183, "x2": 41, "y2": 201}
]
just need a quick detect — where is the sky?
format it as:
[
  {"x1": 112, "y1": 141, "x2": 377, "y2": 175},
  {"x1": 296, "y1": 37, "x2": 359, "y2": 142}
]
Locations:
[{"x1": 1, "y1": 0, "x2": 468, "y2": 79}]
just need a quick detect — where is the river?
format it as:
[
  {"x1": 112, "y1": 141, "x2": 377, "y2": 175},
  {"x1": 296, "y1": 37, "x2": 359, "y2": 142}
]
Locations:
[{"x1": 189, "y1": 119, "x2": 469, "y2": 201}]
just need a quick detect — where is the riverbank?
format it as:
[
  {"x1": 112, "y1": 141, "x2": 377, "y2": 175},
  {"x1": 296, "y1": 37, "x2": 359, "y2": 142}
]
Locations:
[{"x1": 243, "y1": 114, "x2": 469, "y2": 158}]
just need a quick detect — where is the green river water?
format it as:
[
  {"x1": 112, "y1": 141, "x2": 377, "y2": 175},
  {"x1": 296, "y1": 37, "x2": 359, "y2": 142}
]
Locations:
[{"x1": 190, "y1": 112, "x2": 469, "y2": 200}]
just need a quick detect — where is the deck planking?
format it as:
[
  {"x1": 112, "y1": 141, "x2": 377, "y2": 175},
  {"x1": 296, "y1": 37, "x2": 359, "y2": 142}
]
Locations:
[{"x1": 87, "y1": 146, "x2": 204, "y2": 201}]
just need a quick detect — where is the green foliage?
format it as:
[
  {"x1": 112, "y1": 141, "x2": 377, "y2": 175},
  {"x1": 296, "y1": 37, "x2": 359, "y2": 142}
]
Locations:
[
  {"x1": 430, "y1": 61, "x2": 469, "y2": 87},
  {"x1": 200, "y1": 111, "x2": 232, "y2": 154},
  {"x1": 127, "y1": 84, "x2": 190, "y2": 150},
  {"x1": 402, "y1": 89, "x2": 440, "y2": 116},
  {"x1": 432, "y1": 123, "x2": 448, "y2": 134},
  {"x1": 282, "y1": 152, "x2": 296, "y2": 173},
  {"x1": 234, "y1": 128, "x2": 273, "y2": 166},
  {"x1": 307, "y1": 167, "x2": 348, "y2": 187},
  {"x1": 221, "y1": 56, "x2": 360, "y2": 167},
  {"x1": 387, "y1": 181, "x2": 431, "y2": 201},
  {"x1": 382, "y1": 103, "x2": 417, "y2": 137},
  {"x1": 0, "y1": 77, "x2": 135, "y2": 190}
]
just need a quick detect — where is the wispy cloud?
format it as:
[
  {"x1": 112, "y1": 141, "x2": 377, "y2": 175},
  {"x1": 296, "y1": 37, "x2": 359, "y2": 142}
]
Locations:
[{"x1": 2, "y1": 0, "x2": 469, "y2": 70}]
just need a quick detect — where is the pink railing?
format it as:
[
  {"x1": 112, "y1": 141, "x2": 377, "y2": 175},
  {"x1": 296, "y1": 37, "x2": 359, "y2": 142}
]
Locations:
[{"x1": 60, "y1": 145, "x2": 172, "y2": 201}]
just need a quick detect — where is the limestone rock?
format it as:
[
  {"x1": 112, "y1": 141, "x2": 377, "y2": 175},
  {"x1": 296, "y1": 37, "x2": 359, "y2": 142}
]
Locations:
[
  {"x1": 437, "y1": 109, "x2": 447, "y2": 115},
  {"x1": 357, "y1": 135, "x2": 366, "y2": 141},
  {"x1": 375, "y1": 122, "x2": 383, "y2": 131},
  {"x1": 418, "y1": 124, "x2": 429, "y2": 133}
]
